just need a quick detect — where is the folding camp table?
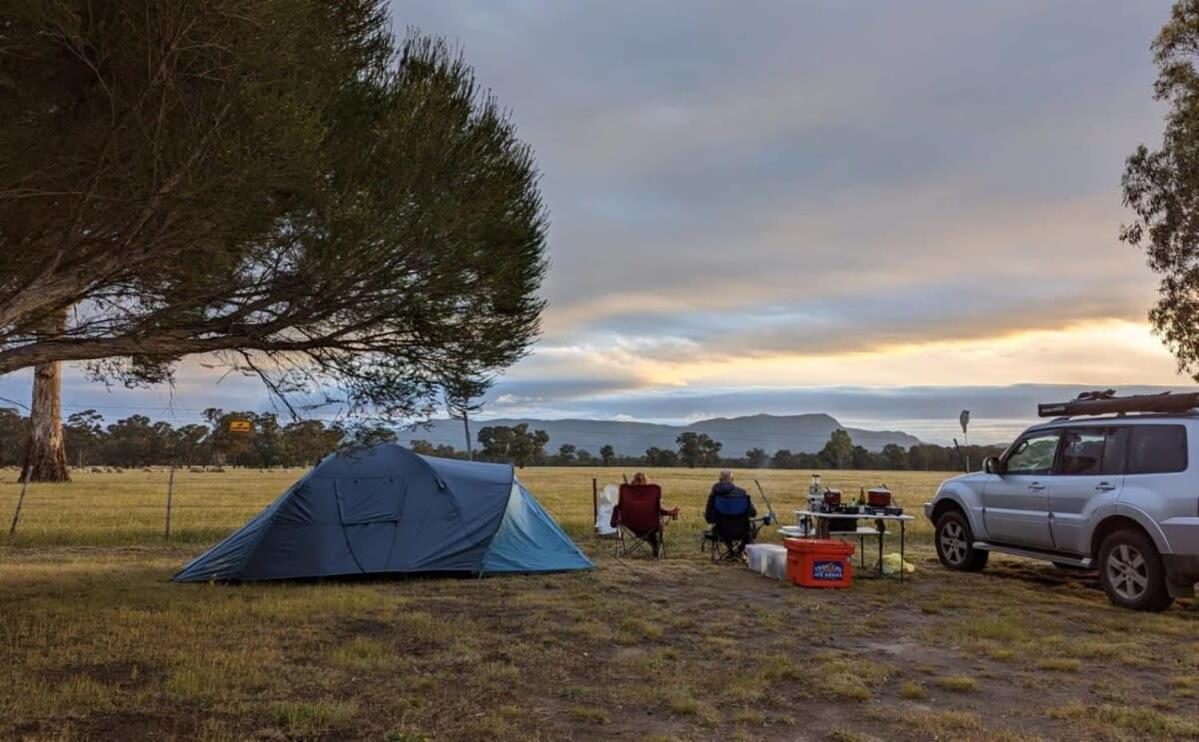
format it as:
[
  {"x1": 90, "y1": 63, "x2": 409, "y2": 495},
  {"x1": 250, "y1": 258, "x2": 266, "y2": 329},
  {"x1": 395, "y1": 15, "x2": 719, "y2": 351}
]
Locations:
[{"x1": 788, "y1": 510, "x2": 915, "y2": 581}]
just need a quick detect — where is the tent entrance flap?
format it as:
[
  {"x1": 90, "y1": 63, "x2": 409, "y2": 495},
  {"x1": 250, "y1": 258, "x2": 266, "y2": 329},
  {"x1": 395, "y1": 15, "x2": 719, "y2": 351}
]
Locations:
[
  {"x1": 482, "y1": 481, "x2": 595, "y2": 573},
  {"x1": 335, "y1": 477, "x2": 405, "y2": 573}
]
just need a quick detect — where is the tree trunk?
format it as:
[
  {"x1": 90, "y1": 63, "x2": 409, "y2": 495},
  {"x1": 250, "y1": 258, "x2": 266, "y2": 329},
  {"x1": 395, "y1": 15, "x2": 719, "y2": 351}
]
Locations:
[
  {"x1": 21, "y1": 309, "x2": 70, "y2": 482},
  {"x1": 461, "y1": 413, "x2": 472, "y2": 461}
]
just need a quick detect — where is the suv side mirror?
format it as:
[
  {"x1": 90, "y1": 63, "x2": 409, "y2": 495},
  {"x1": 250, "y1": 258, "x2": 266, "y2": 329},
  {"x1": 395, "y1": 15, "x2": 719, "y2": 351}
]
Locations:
[{"x1": 983, "y1": 456, "x2": 1001, "y2": 475}]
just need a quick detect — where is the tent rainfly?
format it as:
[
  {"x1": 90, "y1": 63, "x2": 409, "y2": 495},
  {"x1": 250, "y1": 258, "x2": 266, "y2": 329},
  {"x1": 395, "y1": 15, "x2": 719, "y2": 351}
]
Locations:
[{"x1": 174, "y1": 443, "x2": 593, "y2": 582}]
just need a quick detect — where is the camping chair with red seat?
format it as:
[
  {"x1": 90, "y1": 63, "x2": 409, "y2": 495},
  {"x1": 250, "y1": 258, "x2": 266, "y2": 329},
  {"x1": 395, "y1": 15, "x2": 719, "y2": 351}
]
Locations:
[{"x1": 611, "y1": 484, "x2": 677, "y2": 558}]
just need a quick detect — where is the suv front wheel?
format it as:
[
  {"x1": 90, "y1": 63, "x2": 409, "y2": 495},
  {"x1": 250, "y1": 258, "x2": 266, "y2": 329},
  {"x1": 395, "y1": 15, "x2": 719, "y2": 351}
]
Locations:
[
  {"x1": 935, "y1": 510, "x2": 988, "y2": 572},
  {"x1": 1097, "y1": 529, "x2": 1173, "y2": 612}
]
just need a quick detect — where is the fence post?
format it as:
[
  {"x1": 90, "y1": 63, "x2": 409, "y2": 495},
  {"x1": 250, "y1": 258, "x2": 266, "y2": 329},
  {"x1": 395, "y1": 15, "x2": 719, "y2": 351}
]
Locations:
[
  {"x1": 165, "y1": 464, "x2": 176, "y2": 539},
  {"x1": 8, "y1": 472, "x2": 30, "y2": 538},
  {"x1": 592, "y1": 478, "x2": 598, "y2": 527}
]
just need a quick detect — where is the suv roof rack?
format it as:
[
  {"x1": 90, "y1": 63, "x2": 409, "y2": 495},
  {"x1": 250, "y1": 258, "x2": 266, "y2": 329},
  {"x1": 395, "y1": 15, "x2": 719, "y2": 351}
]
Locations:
[{"x1": 1037, "y1": 390, "x2": 1199, "y2": 418}]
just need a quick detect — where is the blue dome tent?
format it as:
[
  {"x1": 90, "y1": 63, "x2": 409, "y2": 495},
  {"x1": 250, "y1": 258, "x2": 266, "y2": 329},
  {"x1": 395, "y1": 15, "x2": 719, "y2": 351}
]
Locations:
[{"x1": 174, "y1": 443, "x2": 593, "y2": 582}]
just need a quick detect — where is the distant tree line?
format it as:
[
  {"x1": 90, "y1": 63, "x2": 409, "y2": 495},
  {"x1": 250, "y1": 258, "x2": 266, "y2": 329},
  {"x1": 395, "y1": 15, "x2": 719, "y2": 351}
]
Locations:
[
  {"x1": 0, "y1": 408, "x2": 346, "y2": 469},
  {"x1": 0, "y1": 409, "x2": 1005, "y2": 472},
  {"x1": 412, "y1": 424, "x2": 1007, "y2": 471}
]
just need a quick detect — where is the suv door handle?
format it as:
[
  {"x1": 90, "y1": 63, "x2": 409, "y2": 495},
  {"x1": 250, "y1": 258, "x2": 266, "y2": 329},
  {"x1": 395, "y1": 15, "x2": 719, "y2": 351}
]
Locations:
[
  {"x1": 1095, "y1": 482, "x2": 1116, "y2": 492},
  {"x1": 1028, "y1": 483, "x2": 1046, "y2": 491}
]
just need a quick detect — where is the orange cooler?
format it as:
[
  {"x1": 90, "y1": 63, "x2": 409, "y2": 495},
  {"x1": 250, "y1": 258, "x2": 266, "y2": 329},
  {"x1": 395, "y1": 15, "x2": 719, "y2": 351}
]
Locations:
[{"x1": 784, "y1": 538, "x2": 854, "y2": 588}]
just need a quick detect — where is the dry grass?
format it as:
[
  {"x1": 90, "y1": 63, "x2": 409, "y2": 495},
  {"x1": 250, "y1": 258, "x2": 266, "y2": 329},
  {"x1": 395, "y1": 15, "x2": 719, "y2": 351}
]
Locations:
[
  {"x1": 1, "y1": 466, "x2": 1197, "y2": 740},
  {"x1": 0, "y1": 466, "x2": 947, "y2": 548}
]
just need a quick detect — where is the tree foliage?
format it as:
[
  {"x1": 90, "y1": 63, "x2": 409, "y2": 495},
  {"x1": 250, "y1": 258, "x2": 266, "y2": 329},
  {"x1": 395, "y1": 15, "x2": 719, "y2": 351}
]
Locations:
[
  {"x1": 60, "y1": 409, "x2": 343, "y2": 468},
  {"x1": 744, "y1": 447, "x2": 768, "y2": 468},
  {"x1": 476, "y1": 423, "x2": 548, "y2": 468},
  {"x1": 1122, "y1": 0, "x2": 1199, "y2": 376},
  {"x1": 818, "y1": 429, "x2": 855, "y2": 469},
  {"x1": 675, "y1": 432, "x2": 722, "y2": 468},
  {"x1": 644, "y1": 446, "x2": 679, "y2": 467},
  {"x1": 556, "y1": 443, "x2": 576, "y2": 465},
  {"x1": 599, "y1": 444, "x2": 616, "y2": 465},
  {"x1": 443, "y1": 374, "x2": 493, "y2": 458},
  {"x1": 0, "y1": 0, "x2": 547, "y2": 422}
]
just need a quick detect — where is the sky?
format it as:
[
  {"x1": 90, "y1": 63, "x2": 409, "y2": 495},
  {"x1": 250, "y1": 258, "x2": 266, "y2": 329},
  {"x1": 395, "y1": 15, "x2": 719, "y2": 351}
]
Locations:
[{"x1": 1, "y1": 1, "x2": 1193, "y2": 444}]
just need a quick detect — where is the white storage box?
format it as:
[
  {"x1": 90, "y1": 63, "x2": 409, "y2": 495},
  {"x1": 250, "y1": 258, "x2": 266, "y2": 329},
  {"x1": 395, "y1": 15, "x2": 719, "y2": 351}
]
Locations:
[{"x1": 745, "y1": 543, "x2": 788, "y2": 581}]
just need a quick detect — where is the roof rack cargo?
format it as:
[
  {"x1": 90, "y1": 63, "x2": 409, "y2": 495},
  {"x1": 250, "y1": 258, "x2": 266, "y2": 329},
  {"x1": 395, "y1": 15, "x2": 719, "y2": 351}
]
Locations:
[{"x1": 1037, "y1": 390, "x2": 1199, "y2": 418}]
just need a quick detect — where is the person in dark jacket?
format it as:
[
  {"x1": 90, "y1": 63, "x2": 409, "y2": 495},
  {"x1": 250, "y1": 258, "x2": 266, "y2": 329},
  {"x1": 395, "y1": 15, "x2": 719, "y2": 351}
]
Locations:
[
  {"x1": 705, "y1": 470, "x2": 756, "y2": 524},
  {"x1": 704, "y1": 470, "x2": 758, "y2": 557}
]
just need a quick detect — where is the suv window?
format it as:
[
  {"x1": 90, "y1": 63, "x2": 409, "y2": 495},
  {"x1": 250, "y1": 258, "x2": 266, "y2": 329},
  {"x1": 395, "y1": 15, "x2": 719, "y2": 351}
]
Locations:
[
  {"x1": 1127, "y1": 425, "x2": 1188, "y2": 475},
  {"x1": 1101, "y1": 428, "x2": 1127, "y2": 475},
  {"x1": 1005, "y1": 431, "x2": 1060, "y2": 474},
  {"x1": 1058, "y1": 429, "x2": 1106, "y2": 475}
]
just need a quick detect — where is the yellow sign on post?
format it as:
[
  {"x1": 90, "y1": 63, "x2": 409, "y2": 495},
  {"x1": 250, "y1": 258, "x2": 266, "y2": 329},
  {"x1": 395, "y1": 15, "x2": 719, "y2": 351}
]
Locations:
[{"x1": 228, "y1": 420, "x2": 253, "y2": 433}]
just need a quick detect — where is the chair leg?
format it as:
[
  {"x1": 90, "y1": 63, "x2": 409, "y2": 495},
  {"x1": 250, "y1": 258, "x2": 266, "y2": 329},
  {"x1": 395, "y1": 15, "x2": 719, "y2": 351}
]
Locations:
[{"x1": 617, "y1": 527, "x2": 663, "y2": 559}]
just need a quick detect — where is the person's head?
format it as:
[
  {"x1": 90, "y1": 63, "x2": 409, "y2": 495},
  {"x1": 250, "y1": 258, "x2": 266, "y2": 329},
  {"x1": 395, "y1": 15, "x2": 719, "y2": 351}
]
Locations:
[
  {"x1": 631, "y1": 472, "x2": 648, "y2": 486},
  {"x1": 719, "y1": 470, "x2": 733, "y2": 483}
]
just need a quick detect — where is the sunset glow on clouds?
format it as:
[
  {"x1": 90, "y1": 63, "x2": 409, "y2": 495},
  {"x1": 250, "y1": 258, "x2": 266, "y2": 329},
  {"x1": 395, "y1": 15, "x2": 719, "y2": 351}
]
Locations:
[{"x1": 509, "y1": 319, "x2": 1179, "y2": 395}]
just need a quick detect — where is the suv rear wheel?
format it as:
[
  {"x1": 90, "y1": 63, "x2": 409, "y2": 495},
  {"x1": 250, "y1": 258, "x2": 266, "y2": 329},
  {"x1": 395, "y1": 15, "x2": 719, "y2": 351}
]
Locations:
[
  {"x1": 935, "y1": 510, "x2": 988, "y2": 572},
  {"x1": 1097, "y1": 529, "x2": 1173, "y2": 612}
]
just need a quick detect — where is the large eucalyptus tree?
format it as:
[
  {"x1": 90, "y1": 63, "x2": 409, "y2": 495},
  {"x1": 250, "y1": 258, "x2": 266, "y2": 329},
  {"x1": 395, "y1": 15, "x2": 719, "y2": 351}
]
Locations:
[{"x1": 0, "y1": 1, "x2": 548, "y2": 479}]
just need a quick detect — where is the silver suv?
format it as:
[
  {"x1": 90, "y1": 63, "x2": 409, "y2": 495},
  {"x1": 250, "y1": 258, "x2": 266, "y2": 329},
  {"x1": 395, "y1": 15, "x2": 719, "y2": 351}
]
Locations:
[{"x1": 925, "y1": 406, "x2": 1199, "y2": 611}]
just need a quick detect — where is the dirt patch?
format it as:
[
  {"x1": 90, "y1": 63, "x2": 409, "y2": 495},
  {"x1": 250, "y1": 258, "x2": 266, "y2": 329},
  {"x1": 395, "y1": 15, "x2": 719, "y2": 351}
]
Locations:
[
  {"x1": 81, "y1": 711, "x2": 195, "y2": 741},
  {"x1": 40, "y1": 660, "x2": 165, "y2": 691},
  {"x1": 336, "y1": 617, "x2": 392, "y2": 638}
]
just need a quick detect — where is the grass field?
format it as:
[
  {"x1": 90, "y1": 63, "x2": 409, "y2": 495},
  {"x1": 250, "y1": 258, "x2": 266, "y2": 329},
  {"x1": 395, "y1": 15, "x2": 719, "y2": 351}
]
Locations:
[{"x1": 1, "y1": 466, "x2": 1198, "y2": 740}]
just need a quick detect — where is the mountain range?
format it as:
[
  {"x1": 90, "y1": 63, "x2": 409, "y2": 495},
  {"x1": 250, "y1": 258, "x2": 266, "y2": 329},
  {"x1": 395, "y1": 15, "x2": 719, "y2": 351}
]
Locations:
[{"x1": 396, "y1": 413, "x2": 921, "y2": 457}]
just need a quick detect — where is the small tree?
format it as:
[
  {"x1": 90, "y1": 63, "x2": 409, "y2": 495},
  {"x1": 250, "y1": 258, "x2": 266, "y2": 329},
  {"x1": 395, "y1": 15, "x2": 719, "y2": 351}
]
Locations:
[
  {"x1": 443, "y1": 375, "x2": 493, "y2": 461},
  {"x1": 202, "y1": 409, "x2": 257, "y2": 466},
  {"x1": 0, "y1": 408, "x2": 26, "y2": 466},
  {"x1": 745, "y1": 447, "x2": 768, "y2": 468},
  {"x1": 599, "y1": 444, "x2": 616, "y2": 465},
  {"x1": 410, "y1": 439, "x2": 437, "y2": 456},
  {"x1": 882, "y1": 444, "x2": 909, "y2": 470},
  {"x1": 477, "y1": 424, "x2": 547, "y2": 467},
  {"x1": 513, "y1": 425, "x2": 549, "y2": 468},
  {"x1": 644, "y1": 447, "x2": 678, "y2": 467},
  {"x1": 676, "y1": 432, "x2": 722, "y2": 468},
  {"x1": 174, "y1": 425, "x2": 210, "y2": 467},
  {"x1": 281, "y1": 420, "x2": 344, "y2": 466},
  {"x1": 557, "y1": 444, "x2": 576, "y2": 465},
  {"x1": 676, "y1": 433, "x2": 701, "y2": 468},
  {"x1": 850, "y1": 445, "x2": 875, "y2": 470},
  {"x1": 1122, "y1": 1, "x2": 1199, "y2": 375},
  {"x1": 819, "y1": 429, "x2": 854, "y2": 470},
  {"x1": 64, "y1": 410, "x2": 104, "y2": 469}
]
